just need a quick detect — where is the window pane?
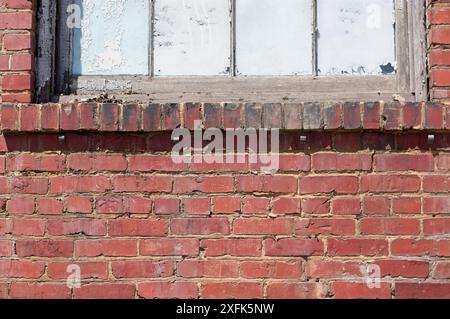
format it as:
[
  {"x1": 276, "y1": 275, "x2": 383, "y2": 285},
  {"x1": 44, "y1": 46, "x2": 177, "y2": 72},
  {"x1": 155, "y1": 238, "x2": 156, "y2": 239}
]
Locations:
[
  {"x1": 72, "y1": 0, "x2": 150, "y2": 75},
  {"x1": 236, "y1": 0, "x2": 313, "y2": 76},
  {"x1": 317, "y1": 0, "x2": 395, "y2": 75},
  {"x1": 154, "y1": 0, "x2": 231, "y2": 76}
]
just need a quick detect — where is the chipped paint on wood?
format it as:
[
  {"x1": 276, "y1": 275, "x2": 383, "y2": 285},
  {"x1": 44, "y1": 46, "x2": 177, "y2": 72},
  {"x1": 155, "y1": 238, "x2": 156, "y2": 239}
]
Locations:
[
  {"x1": 72, "y1": 0, "x2": 150, "y2": 75},
  {"x1": 317, "y1": 0, "x2": 396, "y2": 75}
]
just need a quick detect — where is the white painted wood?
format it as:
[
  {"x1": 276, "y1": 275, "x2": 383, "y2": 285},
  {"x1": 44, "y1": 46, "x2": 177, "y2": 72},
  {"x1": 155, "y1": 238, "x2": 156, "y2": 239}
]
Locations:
[
  {"x1": 317, "y1": 0, "x2": 396, "y2": 76},
  {"x1": 153, "y1": 0, "x2": 231, "y2": 76},
  {"x1": 235, "y1": 0, "x2": 313, "y2": 75},
  {"x1": 72, "y1": 0, "x2": 150, "y2": 75}
]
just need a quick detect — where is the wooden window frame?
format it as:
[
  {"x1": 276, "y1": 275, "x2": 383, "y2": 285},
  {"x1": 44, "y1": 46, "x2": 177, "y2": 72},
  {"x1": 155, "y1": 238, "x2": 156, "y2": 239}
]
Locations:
[{"x1": 36, "y1": 0, "x2": 427, "y2": 103}]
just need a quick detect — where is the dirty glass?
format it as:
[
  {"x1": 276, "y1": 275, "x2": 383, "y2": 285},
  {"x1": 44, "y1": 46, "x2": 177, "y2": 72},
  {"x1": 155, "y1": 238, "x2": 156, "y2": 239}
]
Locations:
[
  {"x1": 71, "y1": 0, "x2": 396, "y2": 77},
  {"x1": 317, "y1": 0, "x2": 396, "y2": 75},
  {"x1": 153, "y1": 0, "x2": 231, "y2": 76},
  {"x1": 235, "y1": 0, "x2": 312, "y2": 75}
]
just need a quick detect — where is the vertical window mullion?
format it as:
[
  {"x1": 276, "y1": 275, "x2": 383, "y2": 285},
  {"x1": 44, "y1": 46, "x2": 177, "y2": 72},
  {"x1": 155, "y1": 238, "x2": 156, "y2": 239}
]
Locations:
[
  {"x1": 312, "y1": 0, "x2": 318, "y2": 76},
  {"x1": 149, "y1": 0, "x2": 155, "y2": 77},
  {"x1": 230, "y1": 0, "x2": 236, "y2": 76}
]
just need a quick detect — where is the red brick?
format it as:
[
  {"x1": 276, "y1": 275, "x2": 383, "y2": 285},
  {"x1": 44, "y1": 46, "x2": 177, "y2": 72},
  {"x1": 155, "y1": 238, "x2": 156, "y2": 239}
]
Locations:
[
  {"x1": 100, "y1": 103, "x2": 120, "y2": 131},
  {"x1": 328, "y1": 238, "x2": 388, "y2": 256},
  {"x1": 175, "y1": 176, "x2": 234, "y2": 193},
  {"x1": 12, "y1": 219, "x2": 45, "y2": 236},
  {"x1": 391, "y1": 239, "x2": 450, "y2": 257},
  {"x1": 363, "y1": 196, "x2": 390, "y2": 215},
  {"x1": 154, "y1": 198, "x2": 180, "y2": 215},
  {"x1": 10, "y1": 53, "x2": 32, "y2": 70},
  {"x1": 171, "y1": 218, "x2": 229, "y2": 235},
  {"x1": 236, "y1": 175, "x2": 297, "y2": 193},
  {"x1": 264, "y1": 238, "x2": 323, "y2": 257},
  {"x1": 360, "y1": 175, "x2": 420, "y2": 193},
  {"x1": 212, "y1": 196, "x2": 240, "y2": 214},
  {"x1": 374, "y1": 154, "x2": 434, "y2": 172},
  {"x1": 332, "y1": 282, "x2": 391, "y2": 299},
  {"x1": 3, "y1": 33, "x2": 32, "y2": 50},
  {"x1": 9, "y1": 283, "x2": 71, "y2": 299},
  {"x1": 0, "y1": 260, "x2": 45, "y2": 279},
  {"x1": 140, "y1": 239, "x2": 199, "y2": 256},
  {"x1": 109, "y1": 219, "x2": 167, "y2": 237},
  {"x1": 202, "y1": 282, "x2": 262, "y2": 299},
  {"x1": 267, "y1": 282, "x2": 325, "y2": 299},
  {"x1": 240, "y1": 260, "x2": 302, "y2": 279},
  {"x1": 295, "y1": 218, "x2": 355, "y2": 236},
  {"x1": 16, "y1": 240, "x2": 73, "y2": 257},
  {"x1": 306, "y1": 260, "x2": 361, "y2": 279},
  {"x1": 424, "y1": 218, "x2": 450, "y2": 235},
  {"x1": 6, "y1": 153, "x2": 65, "y2": 172},
  {"x1": 312, "y1": 153, "x2": 372, "y2": 172},
  {"x1": 430, "y1": 7, "x2": 450, "y2": 24},
  {"x1": 331, "y1": 197, "x2": 360, "y2": 215},
  {"x1": 47, "y1": 219, "x2": 107, "y2": 236},
  {"x1": 75, "y1": 240, "x2": 136, "y2": 257},
  {"x1": 138, "y1": 281, "x2": 198, "y2": 299},
  {"x1": 95, "y1": 196, "x2": 123, "y2": 214},
  {"x1": 0, "y1": 12, "x2": 33, "y2": 29},
  {"x1": 68, "y1": 153, "x2": 127, "y2": 171},
  {"x1": 74, "y1": 284, "x2": 136, "y2": 299},
  {"x1": 50, "y1": 176, "x2": 110, "y2": 193},
  {"x1": 7, "y1": 196, "x2": 34, "y2": 214},
  {"x1": 233, "y1": 218, "x2": 292, "y2": 235},
  {"x1": 47, "y1": 262, "x2": 108, "y2": 280},
  {"x1": 19, "y1": 104, "x2": 39, "y2": 131},
  {"x1": 436, "y1": 154, "x2": 450, "y2": 170},
  {"x1": 65, "y1": 196, "x2": 92, "y2": 214},
  {"x1": 433, "y1": 262, "x2": 450, "y2": 279},
  {"x1": 299, "y1": 176, "x2": 358, "y2": 194},
  {"x1": 0, "y1": 240, "x2": 12, "y2": 257},
  {"x1": 182, "y1": 197, "x2": 210, "y2": 215},
  {"x1": 128, "y1": 155, "x2": 188, "y2": 172},
  {"x1": 423, "y1": 175, "x2": 449, "y2": 192},
  {"x1": 112, "y1": 175, "x2": 172, "y2": 193},
  {"x1": 423, "y1": 196, "x2": 450, "y2": 214},
  {"x1": 374, "y1": 260, "x2": 429, "y2": 278},
  {"x1": 112, "y1": 260, "x2": 173, "y2": 278},
  {"x1": 242, "y1": 197, "x2": 270, "y2": 214},
  {"x1": 396, "y1": 283, "x2": 450, "y2": 299},
  {"x1": 201, "y1": 239, "x2": 261, "y2": 257},
  {"x1": 177, "y1": 260, "x2": 239, "y2": 278},
  {"x1": 393, "y1": 197, "x2": 421, "y2": 214},
  {"x1": 79, "y1": 103, "x2": 98, "y2": 129},
  {"x1": 10, "y1": 176, "x2": 48, "y2": 194},
  {"x1": 302, "y1": 197, "x2": 330, "y2": 214},
  {"x1": 360, "y1": 218, "x2": 420, "y2": 235}
]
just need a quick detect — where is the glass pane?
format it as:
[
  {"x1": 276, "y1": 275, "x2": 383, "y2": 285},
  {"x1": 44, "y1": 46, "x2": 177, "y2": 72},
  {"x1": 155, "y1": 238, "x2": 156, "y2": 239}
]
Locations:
[
  {"x1": 72, "y1": 0, "x2": 150, "y2": 75},
  {"x1": 154, "y1": 0, "x2": 231, "y2": 76},
  {"x1": 236, "y1": 0, "x2": 313, "y2": 76},
  {"x1": 317, "y1": 0, "x2": 396, "y2": 75}
]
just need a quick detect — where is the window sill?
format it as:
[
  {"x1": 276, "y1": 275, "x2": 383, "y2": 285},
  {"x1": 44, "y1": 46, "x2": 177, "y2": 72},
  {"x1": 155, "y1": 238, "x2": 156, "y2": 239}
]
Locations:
[{"x1": 0, "y1": 101, "x2": 448, "y2": 133}]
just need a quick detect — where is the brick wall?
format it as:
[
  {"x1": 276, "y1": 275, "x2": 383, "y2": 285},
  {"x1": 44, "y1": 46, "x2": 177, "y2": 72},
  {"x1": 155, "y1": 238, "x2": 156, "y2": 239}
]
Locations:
[
  {"x1": 0, "y1": 1, "x2": 449, "y2": 300},
  {"x1": 0, "y1": 102, "x2": 448, "y2": 299},
  {"x1": 430, "y1": 0, "x2": 450, "y2": 101}
]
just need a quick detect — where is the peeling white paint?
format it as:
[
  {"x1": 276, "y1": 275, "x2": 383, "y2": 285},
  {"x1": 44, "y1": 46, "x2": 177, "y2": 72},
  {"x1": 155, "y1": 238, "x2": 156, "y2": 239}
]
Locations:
[{"x1": 72, "y1": 0, "x2": 149, "y2": 75}]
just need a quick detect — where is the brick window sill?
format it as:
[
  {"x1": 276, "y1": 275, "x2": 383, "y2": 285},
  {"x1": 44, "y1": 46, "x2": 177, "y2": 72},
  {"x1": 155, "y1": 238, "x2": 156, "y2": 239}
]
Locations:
[{"x1": 0, "y1": 101, "x2": 449, "y2": 133}]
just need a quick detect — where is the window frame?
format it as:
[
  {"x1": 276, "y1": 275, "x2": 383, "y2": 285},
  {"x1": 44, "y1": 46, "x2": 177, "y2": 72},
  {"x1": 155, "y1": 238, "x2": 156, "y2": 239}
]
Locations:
[{"x1": 36, "y1": 0, "x2": 427, "y2": 103}]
